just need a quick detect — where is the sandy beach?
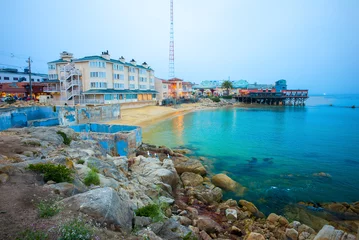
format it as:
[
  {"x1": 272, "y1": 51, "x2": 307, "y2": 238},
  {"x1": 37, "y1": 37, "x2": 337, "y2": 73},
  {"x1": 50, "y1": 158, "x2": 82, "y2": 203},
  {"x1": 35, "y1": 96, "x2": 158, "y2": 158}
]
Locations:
[{"x1": 106, "y1": 103, "x2": 202, "y2": 128}]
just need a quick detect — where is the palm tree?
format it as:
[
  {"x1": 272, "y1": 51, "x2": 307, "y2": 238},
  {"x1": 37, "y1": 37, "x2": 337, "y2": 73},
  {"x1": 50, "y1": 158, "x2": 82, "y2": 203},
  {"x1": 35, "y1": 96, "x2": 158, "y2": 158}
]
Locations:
[{"x1": 221, "y1": 80, "x2": 233, "y2": 96}]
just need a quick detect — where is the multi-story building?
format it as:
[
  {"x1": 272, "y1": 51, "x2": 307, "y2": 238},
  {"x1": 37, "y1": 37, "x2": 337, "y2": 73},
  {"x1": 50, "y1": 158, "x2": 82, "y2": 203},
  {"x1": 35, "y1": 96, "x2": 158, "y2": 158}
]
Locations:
[
  {"x1": 44, "y1": 51, "x2": 156, "y2": 105},
  {"x1": 0, "y1": 68, "x2": 48, "y2": 83},
  {"x1": 155, "y1": 77, "x2": 170, "y2": 102}
]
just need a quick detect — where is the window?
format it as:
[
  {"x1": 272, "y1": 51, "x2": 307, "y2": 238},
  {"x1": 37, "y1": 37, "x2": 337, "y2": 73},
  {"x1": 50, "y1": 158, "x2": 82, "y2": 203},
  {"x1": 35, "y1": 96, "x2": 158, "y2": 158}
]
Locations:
[
  {"x1": 139, "y1": 85, "x2": 147, "y2": 89},
  {"x1": 104, "y1": 94, "x2": 113, "y2": 101},
  {"x1": 90, "y1": 82, "x2": 107, "y2": 88},
  {"x1": 37, "y1": 79, "x2": 40, "y2": 82},
  {"x1": 113, "y1": 74, "x2": 124, "y2": 80},
  {"x1": 113, "y1": 64, "x2": 124, "y2": 71},
  {"x1": 89, "y1": 61, "x2": 106, "y2": 68},
  {"x1": 4, "y1": 77, "x2": 9, "y2": 80},
  {"x1": 31, "y1": 78, "x2": 34, "y2": 81},
  {"x1": 129, "y1": 84, "x2": 135, "y2": 89},
  {"x1": 163, "y1": 85, "x2": 167, "y2": 89},
  {"x1": 127, "y1": 94, "x2": 137, "y2": 99},
  {"x1": 139, "y1": 77, "x2": 147, "y2": 82},
  {"x1": 48, "y1": 64, "x2": 56, "y2": 70},
  {"x1": 49, "y1": 74, "x2": 58, "y2": 80},
  {"x1": 114, "y1": 83, "x2": 124, "y2": 89},
  {"x1": 139, "y1": 69, "x2": 147, "y2": 75},
  {"x1": 13, "y1": 77, "x2": 19, "y2": 81},
  {"x1": 90, "y1": 72, "x2": 106, "y2": 78},
  {"x1": 129, "y1": 67, "x2": 136, "y2": 73},
  {"x1": 150, "y1": 85, "x2": 155, "y2": 90},
  {"x1": 128, "y1": 76, "x2": 135, "y2": 81},
  {"x1": 149, "y1": 77, "x2": 154, "y2": 83}
]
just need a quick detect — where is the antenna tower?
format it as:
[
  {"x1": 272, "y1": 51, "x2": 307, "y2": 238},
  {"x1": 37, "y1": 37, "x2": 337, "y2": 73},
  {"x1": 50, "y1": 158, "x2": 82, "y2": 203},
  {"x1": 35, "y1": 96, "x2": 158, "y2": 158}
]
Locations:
[{"x1": 169, "y1": 0, "x2": 175, "y2": 79}]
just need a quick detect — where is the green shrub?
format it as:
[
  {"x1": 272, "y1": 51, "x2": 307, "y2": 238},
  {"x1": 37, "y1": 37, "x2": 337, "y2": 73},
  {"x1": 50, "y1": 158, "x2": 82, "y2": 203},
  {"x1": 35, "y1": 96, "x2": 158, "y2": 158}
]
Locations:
[
  {"x1": 182, "y1": 232, "x2": 198, "y2": 240},
  {"x1": 210, "y1": 96, "x2": 220, "y2": 102},
  {"x1": 58, "y1": 218, "x2": 94, "y2": 240},
  {"x1": 37, "y1": 199, "x2": 61, "y2": 218},
  {"x1": 5, "y1": 97, "x2": 16, "y2": 104},
  {"x1": 27, "y1": 163, "x2": 73, "y2": 183},
  {"x1": 56, "y1": 131, "x2": 72, "y2": 145},
  {"x1": 77, "y1": 159, "x2": 85, "y2": 164},
  {"x1": 87, "y1": 163, "x2": 99, "y2": 173},
  {"x1": 221, "y1": 95, "x2": 233, "y2": 99},
  {"x1": 135, "y1": 202, "x2": 168, "y2": 222},
  {"x1": 16, "y1": 229, "x2": 48, "y2": 240},
  {"x1": 83, "y1": 169, "x2": 100, "y2": 186}
]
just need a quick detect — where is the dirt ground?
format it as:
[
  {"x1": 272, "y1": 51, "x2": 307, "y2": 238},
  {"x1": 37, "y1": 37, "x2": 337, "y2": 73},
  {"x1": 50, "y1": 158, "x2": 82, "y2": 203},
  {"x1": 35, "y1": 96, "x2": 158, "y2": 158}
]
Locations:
[{"x1": 0, "y1": 171, "x2": 57, "y2": 239}]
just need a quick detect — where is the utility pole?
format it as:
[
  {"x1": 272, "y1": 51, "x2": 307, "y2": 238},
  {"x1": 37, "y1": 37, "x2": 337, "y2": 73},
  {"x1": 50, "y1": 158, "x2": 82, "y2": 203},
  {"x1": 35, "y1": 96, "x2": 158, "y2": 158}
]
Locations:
[{"x1": 26, "y1": 57, "x2": 32, "y2": 100}]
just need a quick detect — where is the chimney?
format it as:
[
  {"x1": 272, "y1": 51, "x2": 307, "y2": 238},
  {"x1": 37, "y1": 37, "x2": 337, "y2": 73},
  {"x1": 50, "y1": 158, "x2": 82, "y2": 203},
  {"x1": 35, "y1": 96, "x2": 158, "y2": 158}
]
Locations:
[
  {"x1": 101, "y1": 50, "x2": 110, "y2": 60},
  {"x1": 119, "y1": 56, "x2": 125, "y2": 63},
  {"x1": 142, "y1": 62, "x2": 148, "y2": 68},
  {"x1": 60, "y1": 51, "x2": 73, "y2": 62},
  {"x1": 130, "y1": 59, "x2": 137, "y2": 66}
]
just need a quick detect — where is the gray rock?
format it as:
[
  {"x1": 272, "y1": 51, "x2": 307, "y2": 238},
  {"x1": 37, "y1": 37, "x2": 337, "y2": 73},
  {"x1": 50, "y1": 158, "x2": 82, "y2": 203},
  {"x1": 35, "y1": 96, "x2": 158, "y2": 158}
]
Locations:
[
  {"x1": 286, "y1": 228, "x2": 299, "y2": 240},
  {"x1": 180, "y1": 172, "x2": 203, "y2": 187},
  {"x1": 0, "y1": 173, "x2": 9, "y2": 183},
  {"x1": 149, "y1": 217, "x2": 192, "y2": 240},
  {"x1": 112, "y1": 156, "x2": 128, "y2": 172},
  {"x1": 134, "y1": 216, "x2": 152, "y2": 228},
  {"x1": 137, "y1": 229, "x2": 163, "y2": 240},
  {"x1": 225, "y1": 208, "x2": 237, "y2": 221},
  {"x1": 43, "y1": 182, "x2": 80, "y2": 197},
  {"x1": 173, "y1": 158, "x2": 206, "y2": 176},
  {"x1": 62, "y1": 187, "x2": 134, "y2": 232},
  {"x1": 313, "y1": 225, "x2": 356, "y2": 240},
  {"x1": 197, "y1": 216, "x2": 223, "y2": 233},
  {"x1": 159, "y1": 196, "x2": 175, "y2": 205},
  {"x1": 194, "y1": 185, "x2": 223, "y2": 204}
]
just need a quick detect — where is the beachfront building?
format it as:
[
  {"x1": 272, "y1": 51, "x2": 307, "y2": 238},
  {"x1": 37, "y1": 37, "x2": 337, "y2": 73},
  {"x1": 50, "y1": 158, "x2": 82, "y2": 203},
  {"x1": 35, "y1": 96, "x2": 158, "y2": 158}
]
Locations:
[
  {"x1": 0, "y1": 82, "x2": 47, "y2": 100},
  {"x1": 155, "y1": 77, "x2": 171, "y2": 102},
  {"x1": 44, "y1": 51, "x2": 156, "y2": 105},
  {"x1": 0, "y1": 68, "x2": 48, "y2": 83},
  {"x1": 193, "y1": 80, "x2": 249, "y2": 96}
]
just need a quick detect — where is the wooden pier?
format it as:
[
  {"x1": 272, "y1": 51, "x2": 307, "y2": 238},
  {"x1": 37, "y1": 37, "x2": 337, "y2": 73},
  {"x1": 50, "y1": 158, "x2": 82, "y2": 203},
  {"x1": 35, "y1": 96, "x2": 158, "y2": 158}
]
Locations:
[{"x1": 235, "y1": 90, "x2": 309, "y2": 106}]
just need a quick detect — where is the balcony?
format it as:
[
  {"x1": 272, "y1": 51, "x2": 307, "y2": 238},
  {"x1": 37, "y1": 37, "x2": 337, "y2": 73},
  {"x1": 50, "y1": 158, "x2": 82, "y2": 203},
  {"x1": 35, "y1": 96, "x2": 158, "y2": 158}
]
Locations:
[{"x1": 43, "y1": 86, "x2": 60, "y2": 92}]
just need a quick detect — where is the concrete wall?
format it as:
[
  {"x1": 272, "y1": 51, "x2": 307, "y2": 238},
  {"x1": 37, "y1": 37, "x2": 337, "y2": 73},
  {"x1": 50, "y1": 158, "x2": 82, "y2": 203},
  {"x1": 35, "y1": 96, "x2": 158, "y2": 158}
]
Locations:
[
  {"x1": 57, "y1": 104, "x2": 120, "y2": 126},
  {"x1": 0, "y1": 104, "x2": 120, "y2": 131},
  {"x1": 70, "y1": 123, "x2": 142, "y2": 157},
  {"x1": 0, "y1": 106, "x2": 58, "y2": 131}
]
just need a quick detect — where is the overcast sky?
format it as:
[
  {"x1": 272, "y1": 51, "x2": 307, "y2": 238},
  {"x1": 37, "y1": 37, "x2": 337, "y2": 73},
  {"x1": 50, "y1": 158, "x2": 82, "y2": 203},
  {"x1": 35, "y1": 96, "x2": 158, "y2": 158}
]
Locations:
[{"x1": 0, "y1": 0, "x2": 358, "y2": 94}]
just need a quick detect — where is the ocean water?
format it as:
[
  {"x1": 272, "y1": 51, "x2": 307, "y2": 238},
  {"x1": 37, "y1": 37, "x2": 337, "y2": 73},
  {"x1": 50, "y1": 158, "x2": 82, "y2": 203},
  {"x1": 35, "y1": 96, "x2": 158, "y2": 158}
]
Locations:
[{"x1": 143, "y1": 95, "x2": 359, "y2": 214}]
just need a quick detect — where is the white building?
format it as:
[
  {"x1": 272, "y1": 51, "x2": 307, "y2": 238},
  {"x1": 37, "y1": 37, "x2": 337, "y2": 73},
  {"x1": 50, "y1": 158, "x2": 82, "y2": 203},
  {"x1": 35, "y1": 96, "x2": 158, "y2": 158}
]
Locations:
[
  {"x1": 0, "y1": 68, "x2": 48, "y2": 83},
  {"x1": 45, "y1": 51, "x2": 157, "y2": 105}
]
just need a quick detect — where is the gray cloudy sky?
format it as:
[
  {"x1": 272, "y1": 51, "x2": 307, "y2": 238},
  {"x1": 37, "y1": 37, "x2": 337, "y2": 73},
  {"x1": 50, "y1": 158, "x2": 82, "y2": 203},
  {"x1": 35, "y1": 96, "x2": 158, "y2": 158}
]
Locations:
[{"x1": 0, "y1": 0, "x2": 358, "y2": 94}]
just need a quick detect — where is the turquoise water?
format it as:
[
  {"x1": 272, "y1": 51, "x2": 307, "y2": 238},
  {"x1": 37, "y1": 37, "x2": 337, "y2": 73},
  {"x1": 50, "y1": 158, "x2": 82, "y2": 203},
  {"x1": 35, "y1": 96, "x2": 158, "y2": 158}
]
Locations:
[{"x1": 143, "y1": 95, "x2": 359, "y2": 214}]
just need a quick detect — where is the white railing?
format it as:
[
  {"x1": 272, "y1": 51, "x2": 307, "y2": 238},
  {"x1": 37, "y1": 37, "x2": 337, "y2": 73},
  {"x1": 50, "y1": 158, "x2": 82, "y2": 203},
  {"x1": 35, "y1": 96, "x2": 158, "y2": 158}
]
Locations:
[{"x1": 43, "y1": 86, "x2": 60, "y2": 92}]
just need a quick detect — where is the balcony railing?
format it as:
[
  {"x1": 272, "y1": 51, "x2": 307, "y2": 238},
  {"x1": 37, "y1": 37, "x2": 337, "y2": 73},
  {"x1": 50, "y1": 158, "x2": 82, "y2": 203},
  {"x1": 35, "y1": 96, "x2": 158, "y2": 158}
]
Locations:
[{"x1": 43, "y1": 86, "x2": 60, "y2": 92}]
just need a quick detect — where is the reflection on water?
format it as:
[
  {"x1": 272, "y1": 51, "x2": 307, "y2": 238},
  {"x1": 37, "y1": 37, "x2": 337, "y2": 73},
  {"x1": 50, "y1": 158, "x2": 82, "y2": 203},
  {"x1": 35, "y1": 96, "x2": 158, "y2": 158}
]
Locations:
[{"x1": 172, "y1": 114, "x2": 184, "y2": 146}]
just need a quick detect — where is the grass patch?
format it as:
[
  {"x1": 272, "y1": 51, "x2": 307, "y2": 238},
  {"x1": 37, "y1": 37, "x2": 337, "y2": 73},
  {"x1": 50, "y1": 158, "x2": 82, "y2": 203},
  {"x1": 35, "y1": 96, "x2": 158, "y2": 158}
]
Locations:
[
  {"x1": 182, "y1": 232, "x2": 198, "y2": 240},
  {"x1": 37, "y1": 198, "x2": 61, "y2": 218},
  {"x1": 56, "y1": 131, "x2": 72, "y2": 145},
  {"x1": 135, "y1": 202, "x2": 168, "y2": 222},
  {"x1": 77, "y1": 159, "x2": 85, "y2": 164},
  {"x1": 16, "y1": 229, "x2": 48, "y2": 240},
  {"x1": 210, "y1": 96, "x2": 220, "y2": 102},
  {"x1": 87, "y1": 163, "x2": 99, "y2": 173},
  {"x1": 58, "y1": 218, "x2": 94, "y2": 240},
  {"x1": 83, "y1": 169, "x2": 100, "y2": 186},
  {"x1": 27, "y1": 163, "x2": 73, "y2": 183}
]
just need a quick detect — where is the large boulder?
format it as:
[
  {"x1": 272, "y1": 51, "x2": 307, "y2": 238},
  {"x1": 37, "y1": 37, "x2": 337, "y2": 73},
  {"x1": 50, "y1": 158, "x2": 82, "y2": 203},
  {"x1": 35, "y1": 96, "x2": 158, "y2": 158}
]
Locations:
[
  {"x1": 211, "y1": 173, "x2": 237, "y2": 191},
  {"x1": 196, "y1": 216, "x2": 223, "y2": 233},
  {"x1": 173, "y1": 158, "x2": 206, "y2": 176},
  {"x1": 181, "y1": 172, "x2": 203, "y2": 187},
  {"x1": 148, "y1": 217, "x2": 192, "y2": 240},
  {"x1": 247, "y1": 232, "x2": 265, "y2": 240},
  {"x1": 193, "y1": 185, "x2": 223, "y2": 204},
  {"x1": 239, "y1": 200, "x2": 265, "y2": 218},
  {"x1": 313, "y1": 225, "x2": 356, "y2": 240},
  {"x1": 61, "y1": 187, "x2": 134, "y2": 232}
]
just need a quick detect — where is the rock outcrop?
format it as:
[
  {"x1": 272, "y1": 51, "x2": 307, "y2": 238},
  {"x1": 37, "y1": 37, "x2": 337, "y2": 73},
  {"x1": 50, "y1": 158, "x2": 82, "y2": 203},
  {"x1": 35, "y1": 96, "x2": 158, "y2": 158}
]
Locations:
[{"x1": 62, "y1": 187, "x2": 134, "y2": 232}]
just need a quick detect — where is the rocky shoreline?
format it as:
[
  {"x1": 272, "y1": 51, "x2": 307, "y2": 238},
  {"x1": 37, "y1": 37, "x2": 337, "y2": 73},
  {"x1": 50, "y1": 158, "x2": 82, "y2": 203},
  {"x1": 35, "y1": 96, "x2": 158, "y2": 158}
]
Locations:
[{"x1": 0, "y1": 126, "x2": 357, "y2": 239}]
